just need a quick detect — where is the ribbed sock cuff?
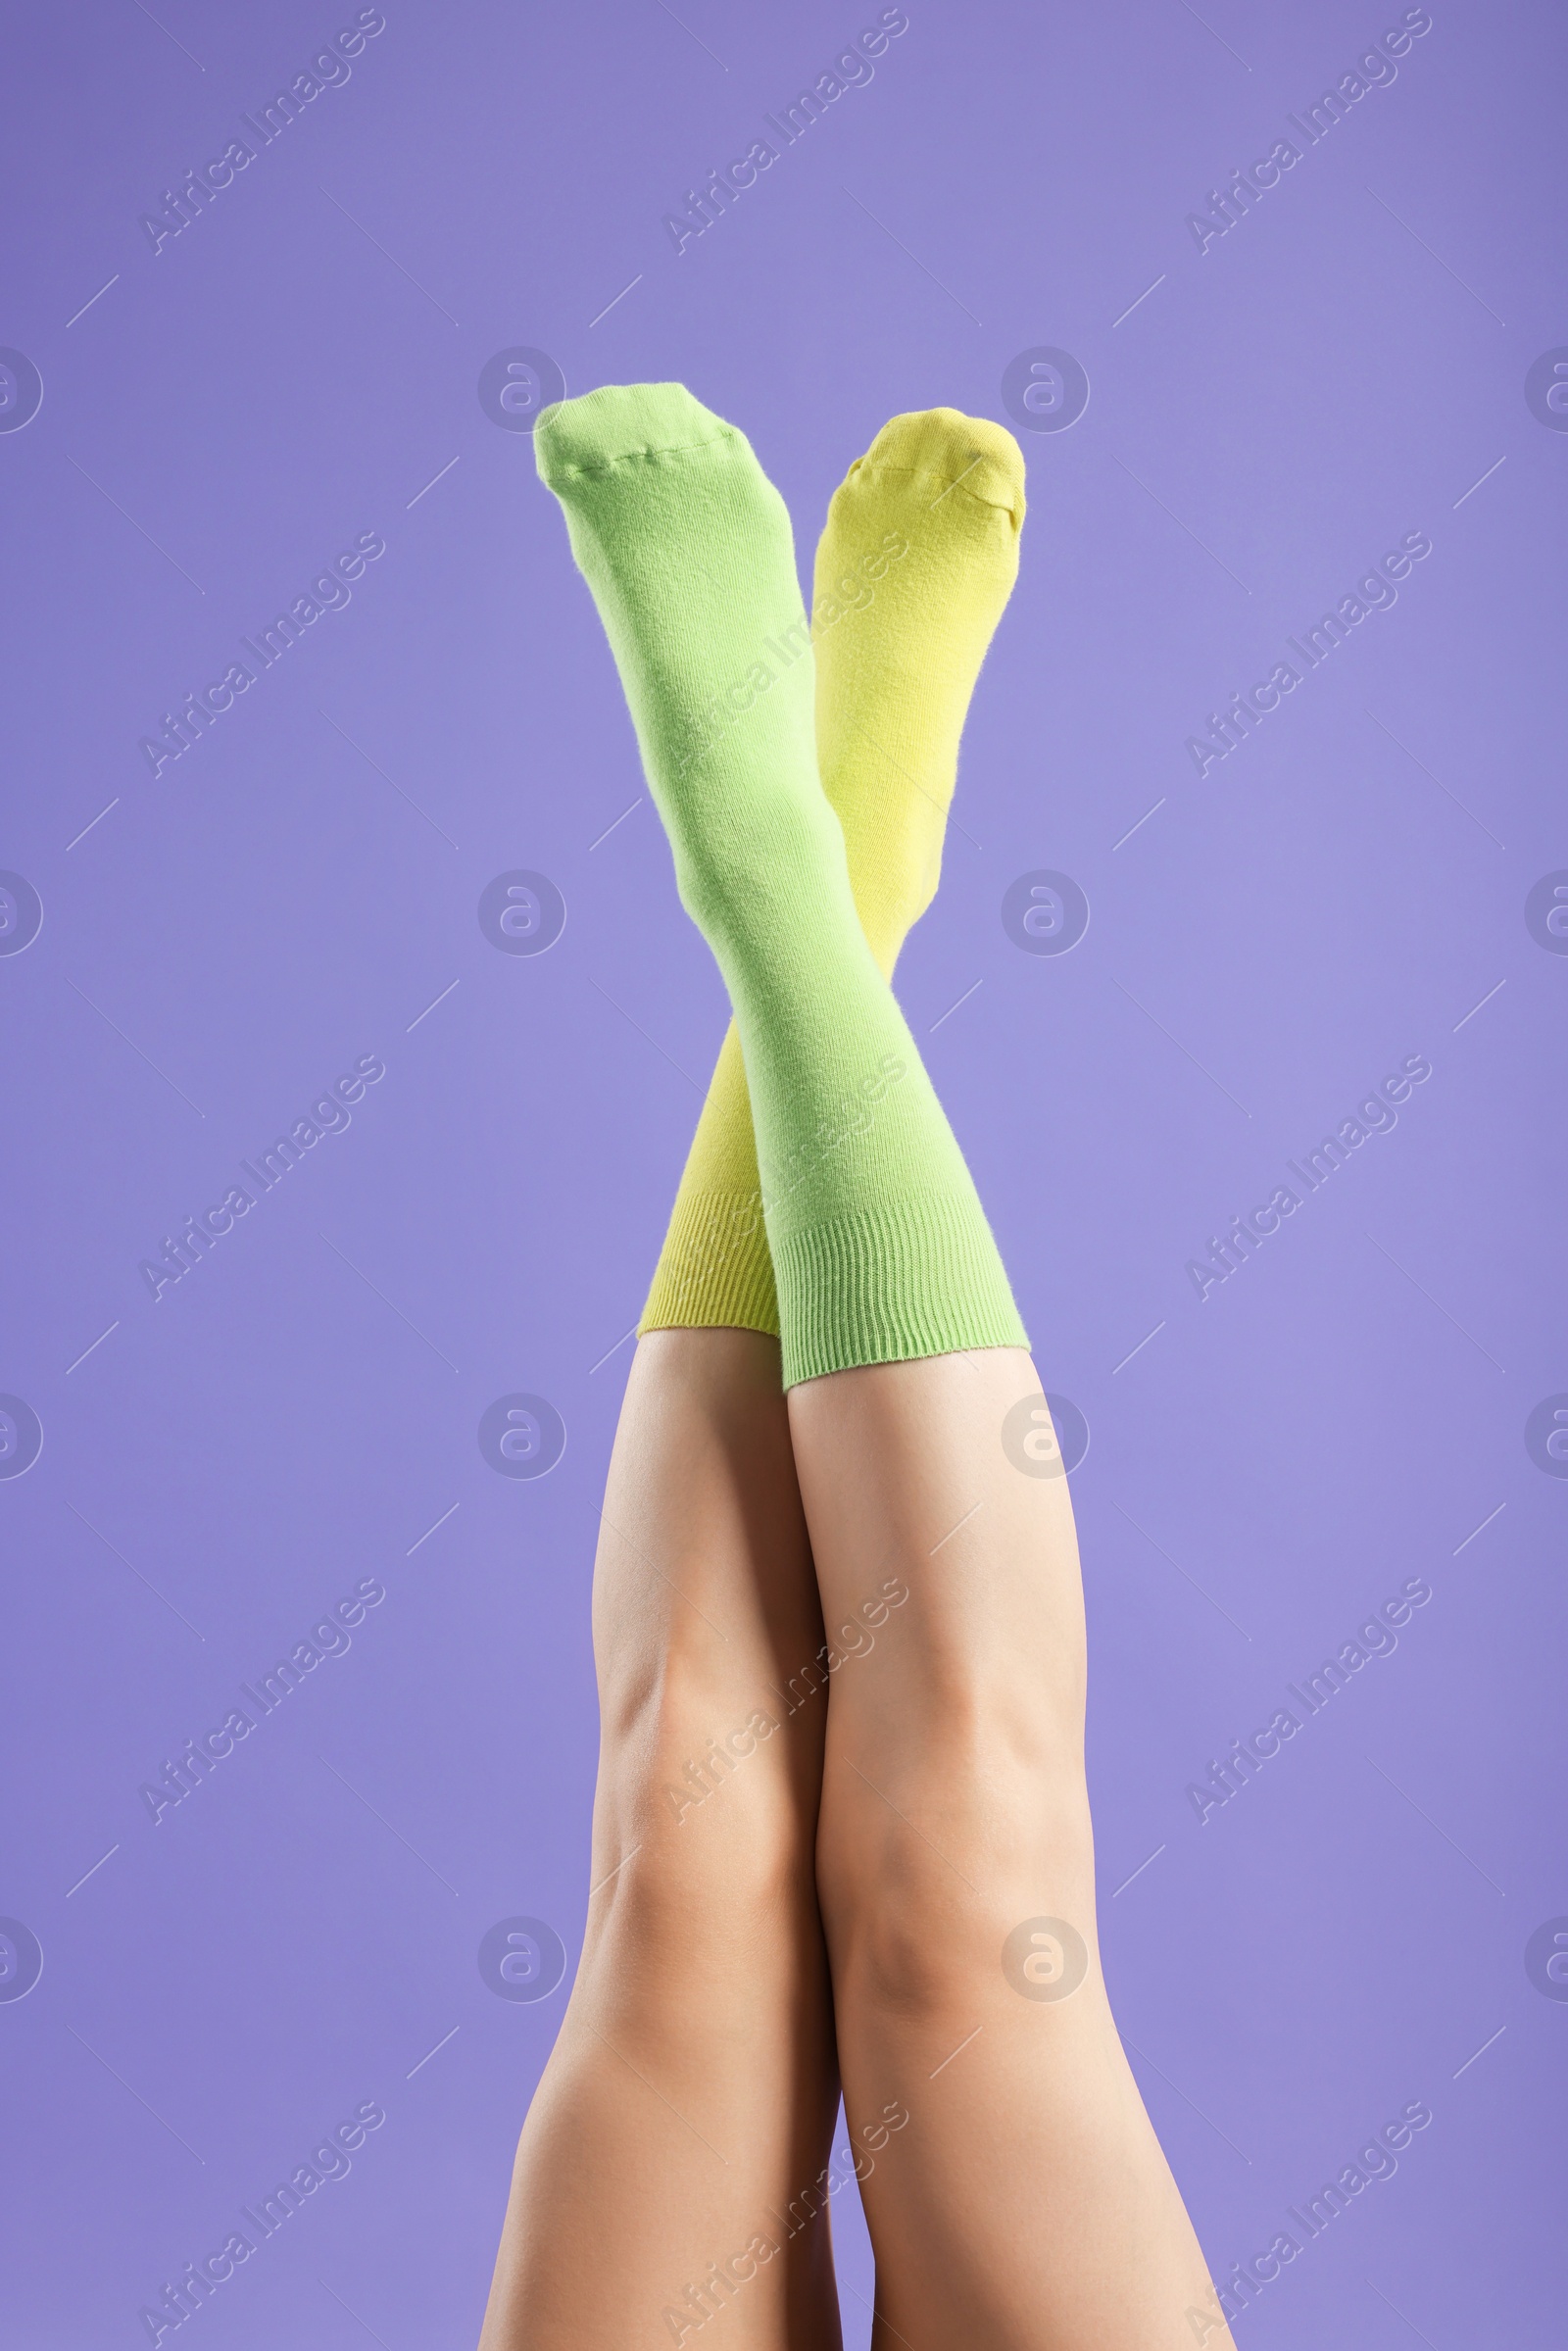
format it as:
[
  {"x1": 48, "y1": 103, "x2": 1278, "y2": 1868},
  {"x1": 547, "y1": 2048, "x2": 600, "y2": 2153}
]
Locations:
[
  {"x1": 770, "y1": 1195, "x2": 1028, "y2": 1388},
  {"x1": 638, "y1": 1187, "x2": 781, "y2": 1338}
]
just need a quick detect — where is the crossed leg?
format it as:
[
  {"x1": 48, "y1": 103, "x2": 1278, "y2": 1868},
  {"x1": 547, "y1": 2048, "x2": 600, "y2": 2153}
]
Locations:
[
  {"x1": 478, "y1": 1329, "x2": 843, "y2": 2351},
  {"x1": 794, "y1": 1347, "x2": 1235, "y2": 2351},
  {"x1": 489, "y1": 376, "x2": 1235, "y2": 2345},
  {"x1": 481, "y1": 1338, "x2": 1236, "y2": 2351}
]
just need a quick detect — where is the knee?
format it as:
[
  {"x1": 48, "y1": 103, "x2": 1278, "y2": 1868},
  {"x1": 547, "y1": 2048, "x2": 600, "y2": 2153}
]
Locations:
[
  {"x1": 818, "y1": 1749, "x2": 1095, "y2": 2021},
  {"x1": 597, "y1": 1665, "x2": 821, "y2": 1935},
  {"x1": 584, "y1": 1764, "x2": 824, "y2": 2037}
]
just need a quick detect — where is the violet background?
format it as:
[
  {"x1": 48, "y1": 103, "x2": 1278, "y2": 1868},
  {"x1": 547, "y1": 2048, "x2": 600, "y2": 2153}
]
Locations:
[{"x1": 1, "y1": 1, "x2": 1563, "y2": 2343}]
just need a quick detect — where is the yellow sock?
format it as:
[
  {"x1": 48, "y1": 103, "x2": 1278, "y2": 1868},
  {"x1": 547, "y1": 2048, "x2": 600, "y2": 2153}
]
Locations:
[{"x1": 638, "y1": 407, "x2": 1025, "y2": 1339}]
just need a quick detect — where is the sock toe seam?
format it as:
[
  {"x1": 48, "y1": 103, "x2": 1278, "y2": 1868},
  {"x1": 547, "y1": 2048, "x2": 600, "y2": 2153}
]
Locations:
[
  {"x1": 840, "y1": 461, "x2": 1023, "y2": 519},
  {"x1": 542, "y1": 429, "x2": 742, "y2": 480}
]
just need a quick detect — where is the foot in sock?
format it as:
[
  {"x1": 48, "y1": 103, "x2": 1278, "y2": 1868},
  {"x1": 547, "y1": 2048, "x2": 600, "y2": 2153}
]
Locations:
[
  {"x1": 537, "y1": 383, "x2": 1026, "y2": 1386},
  {"x1": 637, "y1": 406, "x2": 1026, "y2": 1338},
  {"x1": 812, "y1": 407, "x2": 1025, "y2": 966},
  {"x1": 534, "y1": 382, "x2": 824, "y2": 942}
]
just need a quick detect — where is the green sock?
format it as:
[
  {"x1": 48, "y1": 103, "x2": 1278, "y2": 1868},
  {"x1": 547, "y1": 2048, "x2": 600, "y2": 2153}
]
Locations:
[
  {"x1": 535, "y1": 383, "x2": 1027, "y2": 1388},
  {"x1": 639, "y1": 406, "x2": 1027, "y2": 1341}
]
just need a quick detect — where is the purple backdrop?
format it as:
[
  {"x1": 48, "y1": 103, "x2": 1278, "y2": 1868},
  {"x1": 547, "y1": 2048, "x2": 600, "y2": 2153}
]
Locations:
[{"x1": 2, "y1": 2, "x2": 1561, "y2": 2344}]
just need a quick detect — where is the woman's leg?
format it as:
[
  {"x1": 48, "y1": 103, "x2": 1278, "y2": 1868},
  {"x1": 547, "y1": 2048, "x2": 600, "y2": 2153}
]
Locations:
[
  {"x1": 478, "y1": 1329, "x2": 842, "y2": 2351},
  {"x1": 530, "y1": 379, "x2": 1234, "y2": 2344},
  {"x1": 488, "y1": 399, "x2": 1024, "y2": 2346},
  {"x1": 794, "y1": 1349, "x2": 1234, "y2": 2350}
]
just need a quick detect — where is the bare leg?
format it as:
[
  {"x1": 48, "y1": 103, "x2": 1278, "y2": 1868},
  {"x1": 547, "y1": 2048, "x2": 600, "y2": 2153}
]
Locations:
[
  {"x1": 479, "y1": 1330, "x2": 843, "y2": 2351},
  {"x1": 793, "y1": 1347, "x2": 1234, "y2": 2351}
]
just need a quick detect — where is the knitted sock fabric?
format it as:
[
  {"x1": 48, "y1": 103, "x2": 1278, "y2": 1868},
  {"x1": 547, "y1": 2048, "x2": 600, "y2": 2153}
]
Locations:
[
  {"x1": 535, "y1": 383, "x2": 1026, "y2": 1387},
  {"x1": 639, "y1": 406, "x2": 1026, "y2": 1338}
]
